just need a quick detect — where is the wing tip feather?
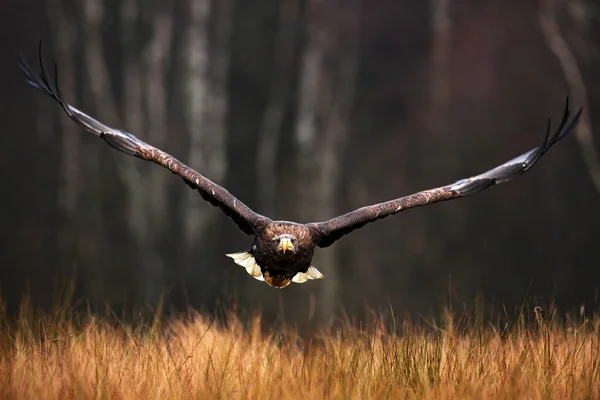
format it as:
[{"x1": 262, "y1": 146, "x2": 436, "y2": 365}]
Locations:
[{"x1": 19, "y1": 40, "x2": 72, "y2": 118}]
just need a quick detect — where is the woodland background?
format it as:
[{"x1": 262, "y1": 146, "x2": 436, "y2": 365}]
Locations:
[{"x1": 1, "y1": 0, "x2": 600, "y2": 328}]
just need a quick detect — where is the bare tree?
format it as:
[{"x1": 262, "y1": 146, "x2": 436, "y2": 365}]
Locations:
[
  {"x1": 119, "y1": 0, "x2": 174, "y2": 305},
  {"x1": 120, "y1": 0, "x2": 147, "y2": 244},
  {"x1": 539, "y1": 0, "x2": 600, "y2": 196},
  {"x1": 295, "y1": 0, "x2": 359, "y2": 320},
  {"x1": 79, "y1": 0, "x2": 176, "y2": 304},
  {"x1": 140, "y1": 2, "x2": 175, "y2": 302},
  {"x1": 182, "y1": 0, "x2": 221, "y2": 245},
  {"x1": 256, "y1": 0, "x2": 301, "y2": 214},
  {"x1": 45, "y1": 0, "x2": 80, "y2": 271},
  {"x1": 79, "y1": 0, "x2": 120, "y2": 123},
  {"x1": 429, "y1": 0, "x2": 452, "y2": 115},
  {"x1": 181, "y1": 0, "x2": 210, "y2": 250},
  {"x1": 180, "y1": 0, "x2": 232, "y2": 279},
  {"x1": 428, "y1": 0, "x2": 459, "y2": 175},
  {"x1": 77, "y1": 0, "x2": 124, "y2": 305}
]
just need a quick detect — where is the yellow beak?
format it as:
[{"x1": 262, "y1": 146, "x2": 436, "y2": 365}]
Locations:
[{"x1": 278, "y1": 238, "x2": 295, "y2": 254}]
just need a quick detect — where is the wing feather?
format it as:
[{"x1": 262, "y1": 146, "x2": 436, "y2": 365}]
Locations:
[
  {"x1": 308, "y1": 99, "x2": 582, "y2": 248},
  {"x1": 21, "y1": 42, "x2": 270, "y2": 235}
]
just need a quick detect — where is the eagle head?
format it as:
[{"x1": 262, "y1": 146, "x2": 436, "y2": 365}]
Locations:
[{"x1": 274, "y1": 234, "x2": 297, "y2": 255}]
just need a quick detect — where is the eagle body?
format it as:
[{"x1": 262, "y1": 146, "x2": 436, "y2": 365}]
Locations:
[
  {"x1": 230, "y1": 222, "x2": 322, "y2": 288},
  {"x1": 20, "y1": 43, "x2": 582, "y2": 289}
]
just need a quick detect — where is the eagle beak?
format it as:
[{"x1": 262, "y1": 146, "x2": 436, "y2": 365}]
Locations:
[{"x1": 277, "y1": 238, "x2": 295, "y2": 254}]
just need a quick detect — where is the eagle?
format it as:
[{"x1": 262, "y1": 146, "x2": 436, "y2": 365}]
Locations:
[{"x1": 20, "y1": 44, "x2": 582, "y2": 289}]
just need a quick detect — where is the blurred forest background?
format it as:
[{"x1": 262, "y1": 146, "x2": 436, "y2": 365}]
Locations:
[{"x1": 2, "y1": 0, "x2": 600, "y2": 328}]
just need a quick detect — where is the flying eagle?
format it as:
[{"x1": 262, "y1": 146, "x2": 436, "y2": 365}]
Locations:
[{"x1": 20, "y1": 45, "x2": 582, "y2": 289}]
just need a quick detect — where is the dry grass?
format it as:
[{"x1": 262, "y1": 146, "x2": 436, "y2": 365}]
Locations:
[{"x1": 0, "y1": 305, "x2": 599, "y2": 399}]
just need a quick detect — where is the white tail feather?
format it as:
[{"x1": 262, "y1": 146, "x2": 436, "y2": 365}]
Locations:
[
  {"x1": 292, "y1": 266, "x2": 324, "y2": 283},
  {"x1": 306, "y1": 266, "x2": 324, "y2": 280},
  {"x1": 225, "y1": 251, "x2": 264, "y2": 281},
  {"x1": 292, "y1": 272, "x2": 309, "y2": 283}
]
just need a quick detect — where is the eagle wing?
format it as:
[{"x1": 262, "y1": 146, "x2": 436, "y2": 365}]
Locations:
[
  {"x1": 20, "y1": 43, "x2": 271, "y2": 235},
  {"x1": 308, "y1": 99, "x2": 582, "y2": 248}
]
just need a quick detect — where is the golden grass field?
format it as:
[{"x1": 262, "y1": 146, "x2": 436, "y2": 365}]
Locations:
[{"x1": 0, "y1": 303, "x2": 598, "y2": 399}]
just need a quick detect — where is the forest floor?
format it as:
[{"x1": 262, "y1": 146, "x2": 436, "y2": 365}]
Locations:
[{"x1": 0, "y1": 304, "x2": 598, "y2": 399}]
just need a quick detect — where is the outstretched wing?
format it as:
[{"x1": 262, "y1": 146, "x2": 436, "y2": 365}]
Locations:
[
  {"x1": 308, "y1": 100, "x2": 582, "y2": 248},
  {"x1": 20, "y1": 43, "x2": 271, "y2": 235}
]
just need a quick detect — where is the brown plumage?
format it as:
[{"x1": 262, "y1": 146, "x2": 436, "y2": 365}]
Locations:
[{"x1": 20, "y1": 43, "x2": 583, "y2": 288}]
